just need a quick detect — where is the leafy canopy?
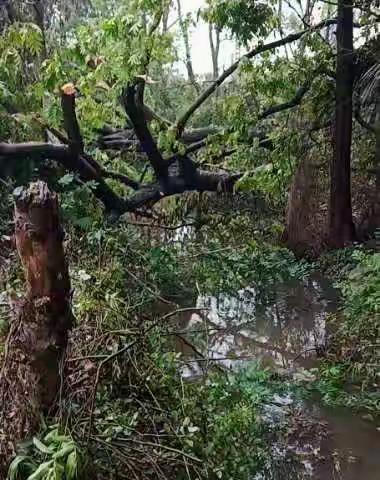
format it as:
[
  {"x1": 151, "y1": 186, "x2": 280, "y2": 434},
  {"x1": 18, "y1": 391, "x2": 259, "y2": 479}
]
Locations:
[{"x1": 203, "y1": 0, "x2": 275, "y2": 45}]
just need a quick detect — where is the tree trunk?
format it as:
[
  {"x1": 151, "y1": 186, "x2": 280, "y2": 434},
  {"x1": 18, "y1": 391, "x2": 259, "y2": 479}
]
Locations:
[
  {"x1": 283, "y1": 151, "x2": 328, "y2": 257},
  {"x1": 162, "y1": 0, "x2": 171, "y2": 33},
  {"x1": 209, "y1": 24, "x2": 220, "y2": 80},
  {"x1": 328, "y1": 0, "x2": 356, "y2": 247},
  {"x1": 176, "y1": 0, "x2": 199, "y2": 93},
  {"x1": 0, "y1": 181, "x2": 73, "y2": 474},
  {"x1": 32, "y1": 0, "x2": 47, "y2": 58}
]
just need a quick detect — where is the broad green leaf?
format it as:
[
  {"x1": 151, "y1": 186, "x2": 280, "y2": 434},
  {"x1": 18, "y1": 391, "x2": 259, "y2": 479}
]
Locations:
[
  {"x1": 52, "y1": 443, "x2": 75, "y2": 460},
  {"x1": 33, "y1": 437, "x2": 53, "y2": 455},
  {"x1": 8, "y1": 455, "x2": 29, "y2": 480},
  {"x1": 26, "y1": 460, "x2": 54, "y2": 480},
  {"x1": 66, "y1": 451, "x2": 78, "y2": 480}
]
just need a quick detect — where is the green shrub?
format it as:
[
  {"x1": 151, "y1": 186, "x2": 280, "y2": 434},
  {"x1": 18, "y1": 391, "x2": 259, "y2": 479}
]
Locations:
[{"x1": 8, "y1": 428, "x2": 83, "y2": 480}]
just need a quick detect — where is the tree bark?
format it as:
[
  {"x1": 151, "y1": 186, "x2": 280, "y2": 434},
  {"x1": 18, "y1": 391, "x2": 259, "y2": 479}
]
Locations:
[
  {"x1": 209, "y1": 24, "x2": 220, "y2": 80},
  {"x1": 0, "y1": 181, "x2": 74, "y2": 474},
  {"x1": 176, "y1": 0, "x2": 199, "y2": 93},
  {"x1": 283, "y1": 151, "x2": 327, "y2": 256},
  {"x1": 328, "y1": 0, "x2": 356, "y2": 247},
  {"x1": 162, "y1": 0, "x2": 171, "y2": 33},
  {"x1": 32, "y1": 0, "x2": 47, "y2": 58}
]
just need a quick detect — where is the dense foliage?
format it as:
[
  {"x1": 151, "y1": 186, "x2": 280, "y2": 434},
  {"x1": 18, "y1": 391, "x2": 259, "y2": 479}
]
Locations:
[
  {"x1": 0, "y1": 0, "x2": 379, "y2": 479},
  {"x1": 310, "y1": 251, "x2": 380, "y2": 413}
]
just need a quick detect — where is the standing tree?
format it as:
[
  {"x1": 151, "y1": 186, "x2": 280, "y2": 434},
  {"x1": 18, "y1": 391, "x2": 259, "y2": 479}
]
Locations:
[
  {"x1": 176, "y1": 0, "x2": 200, "y2": 93},
  {"x1": 329, "y1": 0, "x2": 356, "y2": 247},
  {"x1": 209, "y1": 23, "x2": 220, "y2": 80}
]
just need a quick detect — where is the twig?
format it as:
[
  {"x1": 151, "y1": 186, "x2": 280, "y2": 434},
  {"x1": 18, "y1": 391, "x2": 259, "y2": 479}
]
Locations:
[
  {"x1": 139, "y1": 163, "x2": 150, "y2": 183},
  {"x1": 123, "y1": 221, "x2": 196, "y2": 230},
  {"x1": 113, "y1": 437, "x2": 202, "y2": 463},
  {"x1": 292, "y1": 347, "x2": 318, "y2": 362},
  {"x1": 0, "y1": 320, "x2": 16, "y2": 382},
  {"x1": 177, "y1": 354, "x2": 268, "y2": 363},
  {"x1": 86, "y1": 307, "x2": 208, "y2": 439},
  {"x1": 124, "y1": 269, "x2": 175, "y2": 305}
]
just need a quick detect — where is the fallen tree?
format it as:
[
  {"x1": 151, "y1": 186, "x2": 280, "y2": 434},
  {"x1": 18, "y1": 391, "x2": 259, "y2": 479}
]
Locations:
[
  {"x1": 0, "y1": 17, "x2": 365, "y2": 218},
  {"x1": 0, "y1": 76, "x2": 321, "y2": 216},
  {"x1": 0, "y1": 15, "x2": 372, "y2": 223}
]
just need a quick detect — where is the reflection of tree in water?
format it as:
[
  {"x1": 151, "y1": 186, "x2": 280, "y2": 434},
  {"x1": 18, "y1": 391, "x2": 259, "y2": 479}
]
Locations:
[{"x1": 179, "y1": 274, "x2": 340, "y2": 370}]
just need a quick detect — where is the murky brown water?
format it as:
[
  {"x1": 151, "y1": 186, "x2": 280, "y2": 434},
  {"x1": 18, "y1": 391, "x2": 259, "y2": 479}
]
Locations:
[
  {"x1": 171, "y1": 274, "x2": 380, "y2": 479},
  {"x1": 313, "y1": 404, "x2": 380, "y2": 480},
  {"x1": 174, "y1": 274, "x2": 338, "y2": 375}
]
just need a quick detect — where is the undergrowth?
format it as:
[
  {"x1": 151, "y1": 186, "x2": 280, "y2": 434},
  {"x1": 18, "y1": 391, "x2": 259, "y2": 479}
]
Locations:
[
  {"x1": 4, "y1": 192, "x2": 300, "y2": 479},
  {"x1": 2, "y1": 183, "x2": 379, "y2": 479},
  {"x1": 311, "y1": 249, "x2": 380, "y2": 415}
]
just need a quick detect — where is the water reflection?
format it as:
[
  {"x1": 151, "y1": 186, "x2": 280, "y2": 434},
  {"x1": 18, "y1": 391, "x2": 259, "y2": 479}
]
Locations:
[
  {"x1": 315, "y1": 404, "x2": 380, "y2": 480},
  {"x1": 172, "y1": 273, "x2": 380, "y2": 480},
  {"x1": 175, "y1": 274, "x2": 339, "y2": 375}
]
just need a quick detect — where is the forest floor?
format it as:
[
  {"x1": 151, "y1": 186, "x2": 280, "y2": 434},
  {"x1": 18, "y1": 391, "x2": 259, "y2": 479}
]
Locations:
[{"x1": 0, "y1": 195, "x2": 379, "y2": 479}]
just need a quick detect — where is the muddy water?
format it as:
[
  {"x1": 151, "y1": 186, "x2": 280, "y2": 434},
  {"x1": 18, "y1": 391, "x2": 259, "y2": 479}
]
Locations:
[
  {"x1": 312, "y1": 404, "x2": 380, "y2": 479},
  {"x1": 172, "y1": 274, "x2": 380, "y2": 479},
  {"x1": 175, "y1": 274, "x2": 339, "y2": 375}
]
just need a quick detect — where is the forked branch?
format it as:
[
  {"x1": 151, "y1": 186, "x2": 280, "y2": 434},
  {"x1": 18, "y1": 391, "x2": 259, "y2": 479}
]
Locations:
[{"x1": 122, "y1": 83, "x2": 168, "y2": 180}]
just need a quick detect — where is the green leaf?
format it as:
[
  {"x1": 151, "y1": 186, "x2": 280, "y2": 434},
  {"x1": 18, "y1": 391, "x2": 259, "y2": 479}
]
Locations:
[
  {"x1": 26, "y1": 460, "x2": 54, "y2": 480},
  {"x1": 33, "y1": 437, "x2": 53, "y2": 455},
  {"x1": 43, "y1": 430, "x2": 68, "y2": 446},
  {"x1": 8, "y1": 455, "x2": 30, "y2": 480},
  {"x1": 52, "y1": 443, "x2": 75, "y2": 460},
  {"x1": 66, "y1": 451, "x2": 78, "y2": 480},
  {"x1": 58, "y1": 174, "x2": 75, "y2": 186}
]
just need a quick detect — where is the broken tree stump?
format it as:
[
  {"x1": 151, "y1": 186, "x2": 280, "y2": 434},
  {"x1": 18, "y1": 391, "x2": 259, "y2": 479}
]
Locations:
[{"x1": 0, "y1": 181, "x2": 74, "y2": 474}]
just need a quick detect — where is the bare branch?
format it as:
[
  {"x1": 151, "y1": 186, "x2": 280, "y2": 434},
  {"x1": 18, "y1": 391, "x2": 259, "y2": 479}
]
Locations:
[
  {"x1": 123, "y1": 168, "x2": 240, "y2": 212},
  {"x1": 122, "y1": 84, "x2": 168, "y2": 180},
  {"x1": 259, "y1": 83, "x2": 311, "y2": 119},
  {"x1": 0, "y1": 139, "x2": 244, "y2": 214},
  {"x1": 0, "y1": 141, "x2": 126, "y2": 213},
  {"x1": 0, "y1": 142, "x2": 71, "y2": 161},
  {"x1": 61, "y1": 83, "x2": 84, "y2": 153},
  {"x1": 123, "y1": 220, "x2": 196, "y2": 230},
  {"x1": 175, "y1": 18, "x2": 340, "y2": 136}
]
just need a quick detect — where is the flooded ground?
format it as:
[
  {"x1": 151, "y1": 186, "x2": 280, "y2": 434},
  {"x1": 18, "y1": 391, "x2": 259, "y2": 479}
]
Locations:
[
  {"x1": 174, "y1": 273, "x2": 338, "y2": 375},
  {"x1": 313, "y1": 404, "x2": 380, "y2": 479},
  {"x1": 171, "y1": 274, "x2": 380, "y2": 479}
]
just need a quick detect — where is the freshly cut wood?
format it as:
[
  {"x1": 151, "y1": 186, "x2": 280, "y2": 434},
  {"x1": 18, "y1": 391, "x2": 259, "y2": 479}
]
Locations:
[{"x1": 0, "y1": 181, "x2": 74, "y2": 475}]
